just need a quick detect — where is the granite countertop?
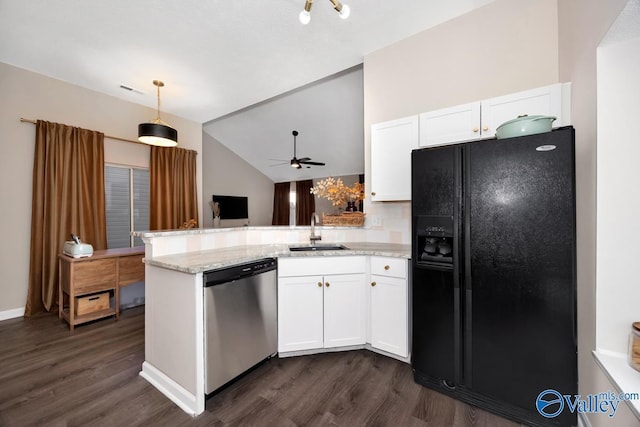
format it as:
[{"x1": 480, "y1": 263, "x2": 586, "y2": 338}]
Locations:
[
  {"x1": 132, "y1": 225, "x2": 362, "y2": 238},
  {"x1": 144, "y1": 242, "x2": 411, "y2": 274}
]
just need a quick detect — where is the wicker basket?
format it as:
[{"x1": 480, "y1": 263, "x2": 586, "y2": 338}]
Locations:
[{"x1": 322, "y1": 212, "x2": 365, "y2": 227}]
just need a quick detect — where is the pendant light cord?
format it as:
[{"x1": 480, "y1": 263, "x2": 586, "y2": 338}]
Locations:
[
  {"x1": 152, "y1": 80, "x2": 166, "y2": 124},
  {"x1": 156, "y1": 83, "x2": 161, "y2": 121}
]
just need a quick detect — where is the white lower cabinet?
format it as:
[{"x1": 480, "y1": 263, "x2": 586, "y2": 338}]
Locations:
[
  {"x1": 277, "y1": 275, "x2": 324, "y2": 352},
  {"x1": 278, "y1": 257, "x2": 366, "y2": 353},
  {"x1": 369, "y1": 257, "x2": 409, "y2": 358},
  {"x1": 322, "y1": 273, "x2": 366, "y2": 348},
  {"x1": 277, "y1": 255, "x2": 409, "y2": 359}
]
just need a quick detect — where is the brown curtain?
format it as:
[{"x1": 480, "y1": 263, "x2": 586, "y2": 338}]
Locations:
[
  {"x1": 295, "y1": 180, "x2": 315, "y2": 226},
  {"x1": 272, "y1": 182, "x2": 290, "y2": 225},
  {"x1": 26, "y1": 120, "x2": 107, "y2": 316},
  {"x1": 150, "y1": 146, "x2": 198, "y2": 230}
]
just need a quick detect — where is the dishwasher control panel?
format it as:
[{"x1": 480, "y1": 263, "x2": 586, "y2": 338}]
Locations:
[{"x1": 204, "y1": 258, "x2": 277, "y2": 287}]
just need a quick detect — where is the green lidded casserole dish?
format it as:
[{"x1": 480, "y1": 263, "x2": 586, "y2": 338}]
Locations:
[{"x1": 495, "y1": 115, "x2": 556, "y2": 139}]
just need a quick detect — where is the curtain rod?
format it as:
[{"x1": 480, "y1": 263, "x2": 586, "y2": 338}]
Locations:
[
  {"x1": 20, "y1": 117, "x2": 145, "y2": 146},
  {"x1": 19, "y1": 117, "x2": 197, "y2": 155}
]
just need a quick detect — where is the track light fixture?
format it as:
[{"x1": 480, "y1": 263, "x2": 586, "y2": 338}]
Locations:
[
  {"x1": 138, "y1": 80, "x2": 178, "y2": 147},
  {"x1": 329, "y1": 0, "x2": 350, "y2": 19},
  {"x1": 299, "y1": 0, "x2": 350, "y2": 25}
]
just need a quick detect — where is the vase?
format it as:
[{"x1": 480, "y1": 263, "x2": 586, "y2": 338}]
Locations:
[
  {"x1": 213, "y1": 216, "x2": 221, "y2": 228},
  {"x1": 345, "y1": 201, "x2": 357, "y2": 212}
]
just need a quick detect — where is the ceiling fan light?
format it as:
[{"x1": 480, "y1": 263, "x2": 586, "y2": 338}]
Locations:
[{"x1": 138, "y1": 122, "x2": 178, "y2": 147}]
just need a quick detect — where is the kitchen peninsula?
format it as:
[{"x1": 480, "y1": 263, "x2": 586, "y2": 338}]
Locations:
[{"x1": 134, "y1": 226, "x2": 410, "y2": 416}]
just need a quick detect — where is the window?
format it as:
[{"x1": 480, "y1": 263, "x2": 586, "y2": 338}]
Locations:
[
  {"x1": 105, "y1": 165, "x2": 149, "y2": 248},
  {"x1": 289, "y1": 182, "x2": 296, "y2": 226}
]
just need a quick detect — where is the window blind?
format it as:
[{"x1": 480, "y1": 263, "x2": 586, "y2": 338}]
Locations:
[{"x1": 105, "y1": 165, "x2": 149, "y2": 248}]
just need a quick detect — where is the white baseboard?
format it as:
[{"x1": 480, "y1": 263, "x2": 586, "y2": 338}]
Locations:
[
  {"x1": 0, "y1": 307, "x2": 24, "y2": 322},
  {"x1": 139, "y1": 361, "x2": 204, "y2": 416},
  {"x1": 278, "y1": 344, "x2": 411, "y2": 364},
  {"x1": 365, "y1": 343, "x2": 411, "y2": 364}
]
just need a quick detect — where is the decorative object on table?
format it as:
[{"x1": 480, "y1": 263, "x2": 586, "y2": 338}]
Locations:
[
  {"x1": 630, "y1": 322, "x2": 640, "y2": 371},
  {"x1": 310, "y1": 177, "x2": 365, "y2": 226},
  {"x1": 138, "y1": 80, "x2": 178, "y2": 147},
  {"x1": 179, "y1": 219, "x2": 198, "y2": 229},
  {"x1": 63, "y1": 234, "x2": 94, "y2": 258},
  {"x1": 209, "y1": 200, "x2": 221, "y2": 227},
  {"x1": 321, "y1": 211, "x2": 365, "y2": 226}
]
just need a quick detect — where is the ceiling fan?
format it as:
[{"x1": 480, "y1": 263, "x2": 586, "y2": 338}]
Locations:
[{"x1": 271, "y1": 130, "x2": 326, "y2": 169}]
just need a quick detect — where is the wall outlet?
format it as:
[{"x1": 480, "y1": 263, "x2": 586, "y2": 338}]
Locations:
[{"x1": 371, "y1": 215, "x2": 383, "y2": 227}]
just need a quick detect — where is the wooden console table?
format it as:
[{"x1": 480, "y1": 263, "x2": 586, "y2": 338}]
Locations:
[{"x1": 58, "y1": 247, "x2": 144, "y2": 331}]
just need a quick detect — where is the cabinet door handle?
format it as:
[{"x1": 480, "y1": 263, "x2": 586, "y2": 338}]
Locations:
[
  {"x1": 371, "y1": 281, "x2": 377, "y2": 287},
  {"x1": 483, "y1": 125, "x2": 489, "y2": 131},
  {"x1": 317, "y1": 282, "x2": 323, "y2": 288},
  {"x1": 371, "y1": 191, "x2": 376, "y2": 196},
  {"x1": 384, "y1": 265, "x2": 390, "y2": 270},
  {"x1": 473, "y1": 127, "x2": 479, "y2": 133},
  {"x1": 325, "y1": 282, "x2": 330, "y2": 287}
]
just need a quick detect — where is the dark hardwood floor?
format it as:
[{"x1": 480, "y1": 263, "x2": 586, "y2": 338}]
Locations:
[{"x1": 0, "y1": 307, "x2": 524, "y2": 427}]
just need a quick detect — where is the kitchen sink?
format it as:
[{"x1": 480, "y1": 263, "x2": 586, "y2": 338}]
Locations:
[{"x1": 289, "y1": 244, "x2": 349, "y2": 252}]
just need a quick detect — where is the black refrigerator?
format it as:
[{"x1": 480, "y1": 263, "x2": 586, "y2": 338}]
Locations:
[{"x1": 411, "y1": 127, "x2": 577, "y2": 427}]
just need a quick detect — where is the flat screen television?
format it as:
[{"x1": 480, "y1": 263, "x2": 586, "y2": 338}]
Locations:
[{"x1": 212, "y1": 195, "x2": 248, "y2": 220}]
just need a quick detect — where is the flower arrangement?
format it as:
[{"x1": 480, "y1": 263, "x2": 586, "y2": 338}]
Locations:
[{"x1": 310, "y1": 177, "x2": 365, "y2": 207}]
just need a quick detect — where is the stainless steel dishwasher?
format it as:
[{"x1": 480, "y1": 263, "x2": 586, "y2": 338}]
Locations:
[{"x1": 203, "y1": 258, "x2": 277, "y2": 395}]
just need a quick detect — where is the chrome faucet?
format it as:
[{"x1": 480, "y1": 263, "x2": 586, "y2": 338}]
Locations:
[{"x1": 310, "y1": 212, "x2": 322, "y2": 245}]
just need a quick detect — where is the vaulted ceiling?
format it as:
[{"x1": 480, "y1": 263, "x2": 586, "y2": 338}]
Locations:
[{"x1": 0, "y1": 0, "x2": 495, "y2": 181}]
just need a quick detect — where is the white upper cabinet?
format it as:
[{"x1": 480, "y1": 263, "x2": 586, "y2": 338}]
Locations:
[
  {"x1": 418, "y1": 83, "x2": 571, "y2": 148},
  {"x1": 370, "y1": 115, "x2": 419, "y2": 201},
  {"x1": 480, "y1": 83, "x2": 568, "y2": 138},
  {"x1": 419, "y1": 102, "x2": 481, "y2": 147}
]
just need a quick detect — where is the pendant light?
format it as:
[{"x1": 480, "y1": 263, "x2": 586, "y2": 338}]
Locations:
[{"x1": 138, "y1": 80, "x2": 178, "y2": 147}]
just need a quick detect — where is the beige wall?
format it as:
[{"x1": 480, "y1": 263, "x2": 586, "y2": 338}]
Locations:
[
  {"x1": 0, "y1": 62, "x2": 203, "y2": 313},
  {"x1": 202, "y1": 133, "x2": 274, "y2": 228},
  {"x1": 558, "y1": 0, "x2": 636, "y2": 425},
  {"x1": 363, "y1": 0, "x2": 560, "y2": 241}
]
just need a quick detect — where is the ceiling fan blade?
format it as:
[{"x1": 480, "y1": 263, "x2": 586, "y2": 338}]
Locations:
[
  {"x1": 268, "y1": 158, "x2": 288, "y2": 162},
  {"x1": 269, "y1": 162, "x2": 289, "y2": 167},
  {"x1": 280, "y1": 131, "x2": 319, "y2": 169}
]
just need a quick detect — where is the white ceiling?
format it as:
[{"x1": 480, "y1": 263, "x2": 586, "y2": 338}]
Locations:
[{"x1": 0, "y1": 0, "x2": 494, "y2": 182}]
